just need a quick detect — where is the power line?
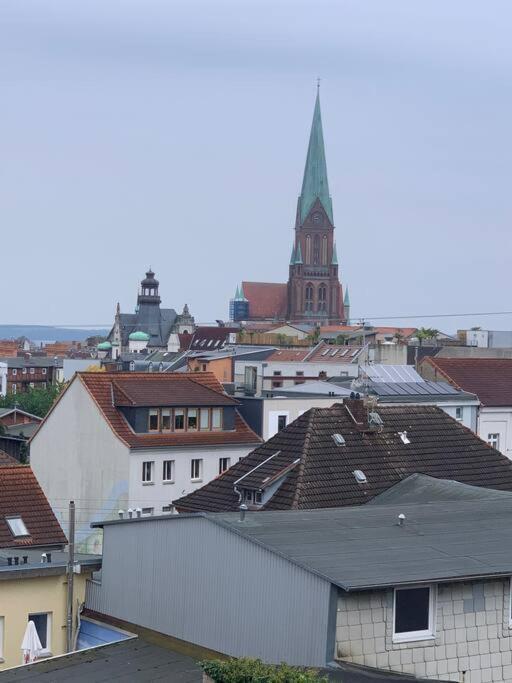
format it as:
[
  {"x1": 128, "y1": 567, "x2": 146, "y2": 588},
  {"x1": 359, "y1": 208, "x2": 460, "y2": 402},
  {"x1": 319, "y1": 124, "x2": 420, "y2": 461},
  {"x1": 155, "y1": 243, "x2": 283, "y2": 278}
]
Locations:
[{"x1": 353, "y1": 310, "x2": 512, "y2": 323}]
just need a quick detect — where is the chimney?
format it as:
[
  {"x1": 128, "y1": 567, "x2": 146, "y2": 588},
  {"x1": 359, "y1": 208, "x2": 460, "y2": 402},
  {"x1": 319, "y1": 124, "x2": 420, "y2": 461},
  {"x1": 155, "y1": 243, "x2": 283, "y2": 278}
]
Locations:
[
  {"x1": 118, "y1": 510, "x2": 124, "y2": 519},
  {"x1": 239, "y1": 504, "x2": 248, "y2": 522},
  {"x1": 127, "y1": 508, "x2": 133, "y2": 519},
  {"x1": 136, "y1": 508, "x2": 142, "y2": 518},
  {"x1": 41, "y1": 553, "x2": 47, "y2": 563}
]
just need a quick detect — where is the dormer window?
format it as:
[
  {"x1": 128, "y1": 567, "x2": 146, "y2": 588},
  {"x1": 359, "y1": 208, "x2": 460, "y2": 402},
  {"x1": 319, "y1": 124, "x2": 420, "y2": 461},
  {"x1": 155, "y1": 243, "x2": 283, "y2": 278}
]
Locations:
[
  {"x1": 174, "y1": 409, "x2": 185, "y2": 431},
  {"x1": 242, "y1": 489, "x2": 262, "y2": 505},
  {"x1": 148, "y1": 409, "x2": 159, "y2": 431},
  {"x1": 6, "y1": 516, "x2": 29, "y2": 537},
  {"x1": 187, "y1": 409, "x2": 198, "y2": 431}
]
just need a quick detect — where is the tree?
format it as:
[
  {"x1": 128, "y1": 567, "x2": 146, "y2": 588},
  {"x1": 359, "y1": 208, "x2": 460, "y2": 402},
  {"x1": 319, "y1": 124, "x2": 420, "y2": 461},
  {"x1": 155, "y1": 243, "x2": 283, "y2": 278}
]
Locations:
[
  {"x1": 0, "y1": 383, "x2": 65, "y2": 418},
  {"x1": 335, "y1": 334, "x2": 347, "y2": 345}
]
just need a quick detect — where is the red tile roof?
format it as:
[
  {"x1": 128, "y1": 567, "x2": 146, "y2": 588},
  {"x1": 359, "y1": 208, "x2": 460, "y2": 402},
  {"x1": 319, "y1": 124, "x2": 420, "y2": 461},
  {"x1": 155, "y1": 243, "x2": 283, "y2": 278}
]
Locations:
[
  {"x1": 266, "y1": 342, "x2": 363, "y2": 364},
  {"x1": 421, "y1": 357, "x2": 512, "y2": 407},
  {"x1": 266, "y1": 349, "x2": 310, "y2": 362},
  {"x1": 0, "y1": 466, "x2": 67, "y2": 548},
  {"x1": 111, "y1": 376, "x2": 238, "y2": 407},
  {"x1": 242, "y1": 282, "x2": 288, "y2": 320},
  {"x1": 373, "y1": 327, "x2": 417, "y2": 337},
  {"x1": 320, "y1": 325, "x2": 362, "y2": 334},
  {"x1": 77, "y1": 372, "x2": 261, "y2": 449}
]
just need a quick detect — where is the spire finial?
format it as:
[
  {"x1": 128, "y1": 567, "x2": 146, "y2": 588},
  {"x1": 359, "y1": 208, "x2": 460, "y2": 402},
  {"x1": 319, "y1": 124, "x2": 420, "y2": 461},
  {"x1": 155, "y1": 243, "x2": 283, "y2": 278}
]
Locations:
[{"x1": 316, "y1": 77, "x2": 321, "y2": 92}]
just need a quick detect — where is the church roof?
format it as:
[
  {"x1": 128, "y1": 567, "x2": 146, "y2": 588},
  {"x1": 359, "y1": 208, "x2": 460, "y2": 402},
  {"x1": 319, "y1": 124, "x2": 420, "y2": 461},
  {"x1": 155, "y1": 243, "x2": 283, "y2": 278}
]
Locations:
[
  {"x1": 241, "y1": 282, "x2": 288, "y2": 320},
  {"x1": 298, "y1": 90, "x2": 333, "y2": 224}
]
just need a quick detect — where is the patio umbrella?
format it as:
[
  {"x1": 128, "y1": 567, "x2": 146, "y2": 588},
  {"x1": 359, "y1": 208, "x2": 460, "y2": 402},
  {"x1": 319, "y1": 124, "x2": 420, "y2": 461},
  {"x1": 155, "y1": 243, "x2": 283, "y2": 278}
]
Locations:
[{"x1": 21, "y1": 620, "x2": 42, "y2": 664}]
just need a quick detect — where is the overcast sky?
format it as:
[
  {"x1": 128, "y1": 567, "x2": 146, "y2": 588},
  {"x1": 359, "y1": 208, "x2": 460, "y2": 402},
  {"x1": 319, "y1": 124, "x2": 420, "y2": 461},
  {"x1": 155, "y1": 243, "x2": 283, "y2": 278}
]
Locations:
[{"x1": 1, "y1": 1, "x2": 511, "y2": 332}]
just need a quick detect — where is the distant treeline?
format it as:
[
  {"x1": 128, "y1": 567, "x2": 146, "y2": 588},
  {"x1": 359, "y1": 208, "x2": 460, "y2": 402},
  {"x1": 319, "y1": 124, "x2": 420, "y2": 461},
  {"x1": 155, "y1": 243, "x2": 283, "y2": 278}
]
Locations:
[{"x1": 0, "y1": 326, "x2": 109, "y2": 343}]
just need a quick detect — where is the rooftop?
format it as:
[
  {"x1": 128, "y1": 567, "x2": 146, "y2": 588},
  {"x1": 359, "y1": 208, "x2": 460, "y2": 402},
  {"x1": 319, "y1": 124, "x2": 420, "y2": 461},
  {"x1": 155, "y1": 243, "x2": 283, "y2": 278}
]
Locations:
[
  {"x1": 241, "y1": 282, "x2": 288, "y2": 320},
  {"x1": 34, "y1": 372, "x2": 261, "y2": 450},
  {"x1": 0, "y1": 465, "x2": 67, "y2": 549},
  {"x1": 421, "y1": 357, "x2": 512, "y2": 406},
  {"x1": 174, "y1": 400, "x2": 512, "y2": 513}
]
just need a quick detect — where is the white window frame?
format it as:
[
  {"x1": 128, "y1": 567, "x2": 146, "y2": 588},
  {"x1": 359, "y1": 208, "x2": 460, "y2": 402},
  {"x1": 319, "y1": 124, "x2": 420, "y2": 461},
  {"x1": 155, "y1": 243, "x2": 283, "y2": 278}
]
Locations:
[
  {"x1": 29, "y1": 367, "x2": 35, "y2": 375},
  {"x1": 162, "y1": 460, "x2": 175, "y2": 483},
  {"x1": 488, "y1": 433, "x2": 500, "y2": 450},
  {"x1": 28, "y1": 612, "x2": 52, "y2": 655},
  {"x1": 455, "y1": 407, "x2": 463, "y2": 421},
  {"x1": 191, "y1": 458, "x2": 203, "y2": 482},
  {"x1": 12, "y1": 369, "x2": 16, "y2": 376},
  {"x1": 22, "y1": 367, "x2": 27, "y2": 374},
  {"x1": 392, "y1": 585, "x2": 436, "y2": 643},
  {"x1": 142, "y1": 461, "x2": 154, "y2": 484},
  {"x1": 42, "y1": 368, "x2": 47, "y2": 375},
  {"x1": 218, "y1": 457, "x2": 231, "y2": 474}
]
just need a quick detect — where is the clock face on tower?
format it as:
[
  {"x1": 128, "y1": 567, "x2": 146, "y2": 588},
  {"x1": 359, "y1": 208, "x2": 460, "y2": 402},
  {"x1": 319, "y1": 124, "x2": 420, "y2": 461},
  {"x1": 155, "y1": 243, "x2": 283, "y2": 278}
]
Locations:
[{"x1": 312, "y1": 211, "x2": 323, "y2": 225}]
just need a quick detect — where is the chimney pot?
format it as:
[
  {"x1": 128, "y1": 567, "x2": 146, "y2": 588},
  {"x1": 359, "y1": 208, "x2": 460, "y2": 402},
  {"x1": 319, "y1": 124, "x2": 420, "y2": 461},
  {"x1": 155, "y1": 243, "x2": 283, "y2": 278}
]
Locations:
[{"x1": 239, "y1": 504, "x2": 248, "y2": 522}]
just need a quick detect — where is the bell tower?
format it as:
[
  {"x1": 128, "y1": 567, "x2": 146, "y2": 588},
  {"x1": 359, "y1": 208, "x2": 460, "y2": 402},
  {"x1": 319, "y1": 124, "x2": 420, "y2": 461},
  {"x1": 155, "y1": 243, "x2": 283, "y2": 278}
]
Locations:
[{"x1": 287, "y1": 89, "x2": 346, "y2": 324}]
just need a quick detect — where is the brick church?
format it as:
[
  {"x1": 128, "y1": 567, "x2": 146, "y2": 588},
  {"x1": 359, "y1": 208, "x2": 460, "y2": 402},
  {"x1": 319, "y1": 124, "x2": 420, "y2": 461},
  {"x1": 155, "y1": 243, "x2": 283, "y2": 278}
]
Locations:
[{"x1": 230, "y1": 90, "x2": 349, "y2": 325}]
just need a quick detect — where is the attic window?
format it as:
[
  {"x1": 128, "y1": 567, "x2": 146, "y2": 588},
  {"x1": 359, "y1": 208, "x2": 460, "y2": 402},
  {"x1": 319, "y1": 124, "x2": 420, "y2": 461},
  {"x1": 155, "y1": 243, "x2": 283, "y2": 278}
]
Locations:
[
  {"x1": 6, "y1": 516, "x2": 29, "y2": 537},
  {"x1": 350, "y1": 349, "x2": 359, "y2": 357},
  {"x1": 321, "y1": 349, "x2": 330, "y2": 356},
  {"x1": 353, "y1": 469, "x2": 367, "y2": 484},
  {"x1": 330, "y1": 349, "x2": 338, "y2": 357},
  {"x1": 332, "y1": 433, "x2": 346, "y2": 446},
  {"x1": 398, "y1": 431, "x2": 411, "y2": 445},
  {"x1": 340, "y1": 349, "x2": 350, "y2": 357}
]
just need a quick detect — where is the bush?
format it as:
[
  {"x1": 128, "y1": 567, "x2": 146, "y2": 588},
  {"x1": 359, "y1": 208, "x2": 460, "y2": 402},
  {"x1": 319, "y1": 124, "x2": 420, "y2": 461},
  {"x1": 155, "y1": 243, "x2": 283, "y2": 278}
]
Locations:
[{"x1": 200, "y1": 658, "x2": 328, "y2": 682}]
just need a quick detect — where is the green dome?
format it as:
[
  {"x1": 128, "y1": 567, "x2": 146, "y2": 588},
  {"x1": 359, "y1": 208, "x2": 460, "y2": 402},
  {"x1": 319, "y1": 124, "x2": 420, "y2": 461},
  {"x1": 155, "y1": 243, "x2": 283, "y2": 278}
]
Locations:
[
  {"x1": 97, "y1": 341, "x2": 112, "y2": 350},
  {"x1": 129, "y1": 331, "x2": 150, "y2": 342}
]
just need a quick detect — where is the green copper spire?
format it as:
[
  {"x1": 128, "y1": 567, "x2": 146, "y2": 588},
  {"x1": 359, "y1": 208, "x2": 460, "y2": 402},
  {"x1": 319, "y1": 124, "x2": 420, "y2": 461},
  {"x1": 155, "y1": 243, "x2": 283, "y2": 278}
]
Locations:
[
  {"x1": 239, "y1": 283, "x2": 248, "y2": 301},
  {"x1": 290, "y1": 244, "x2": 296, "y2": 265},
  {"x1": 295, "y1": 241, "x2": 303, "y2": 264},
  {"x1": 343, "y1": 287, "x2": 350, "y2": 307},
  {"x1": 234, "y1": 284, "x2": 240, "y2": 300},
  {"x1": 299, "y1": 89, "x2": 333, "y2": 224},
  {"x1": 331, "y1": 241, "x2": 338, "y2": 265}
]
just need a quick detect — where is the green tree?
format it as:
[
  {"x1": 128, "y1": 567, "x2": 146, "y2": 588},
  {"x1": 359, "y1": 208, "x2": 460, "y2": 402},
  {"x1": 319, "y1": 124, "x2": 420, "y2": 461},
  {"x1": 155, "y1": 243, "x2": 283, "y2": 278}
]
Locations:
[
  {"x1": 335, "y1": 334, "x2": 347, "y2": 345},
  {"x1": 0, "y1": 383, "x2": 65, "y2": 418}
]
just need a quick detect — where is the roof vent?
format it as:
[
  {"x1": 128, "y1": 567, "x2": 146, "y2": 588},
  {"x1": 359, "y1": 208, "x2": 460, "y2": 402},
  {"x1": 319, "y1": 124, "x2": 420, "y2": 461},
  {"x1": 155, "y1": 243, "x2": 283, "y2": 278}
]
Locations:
[
  {"x1": 353, "y1": 469, "x2": 367, "y2": 484},
  {"x1": 398, "y1": 430, "x2": 410, "y2": 445},
  {"x1": 332, "y1": 433, "x2": 346, "y2": 446},
  {"x1": 118, "y1": 510, "x2": 124, "y2": 519},
  {"x1": 368, "y1": 411, "x2": 384, "y2": 428}
]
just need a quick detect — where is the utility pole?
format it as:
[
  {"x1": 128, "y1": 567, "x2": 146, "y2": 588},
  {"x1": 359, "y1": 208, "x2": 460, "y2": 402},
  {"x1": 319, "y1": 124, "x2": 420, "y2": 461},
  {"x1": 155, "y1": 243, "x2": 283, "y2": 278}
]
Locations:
[{"x1": 66, "y1": 500, "x2": 75, "y2": 653}]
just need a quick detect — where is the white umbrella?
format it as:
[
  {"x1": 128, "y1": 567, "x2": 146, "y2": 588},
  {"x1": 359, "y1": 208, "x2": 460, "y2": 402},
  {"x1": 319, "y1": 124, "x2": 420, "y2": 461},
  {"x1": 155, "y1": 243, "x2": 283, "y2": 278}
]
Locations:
[{"x1": 21, "y1": 620, "x2": 42, "y2": 664}]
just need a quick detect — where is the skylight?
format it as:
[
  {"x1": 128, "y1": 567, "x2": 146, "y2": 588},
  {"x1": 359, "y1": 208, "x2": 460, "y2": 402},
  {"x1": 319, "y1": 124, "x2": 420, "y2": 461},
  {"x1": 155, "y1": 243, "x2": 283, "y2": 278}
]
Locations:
[
  {"x1": 6, "y1": 516, "x2": 29, "y2": 537},
  {"x1": 331, "y1": 350, "x2": 338, "y2": 357},
  {"x1": 369, "y1": 411, "x2": 384, "y2": 427},
  {"x1": 339, "y1": 349, "x2": 350, "y2": 357},
  {"x1": 350, "y1": 349, "x2": 359, "y2": 357},
  {"x1": 332, "y1": 433, "x2": 346, "y2": 446},
  {"x1": 321, "y1": 349, "x2": 330, "y2": 356},
  {"x1": 353, "y1": 469, "x2": 367, "y2": 484}
]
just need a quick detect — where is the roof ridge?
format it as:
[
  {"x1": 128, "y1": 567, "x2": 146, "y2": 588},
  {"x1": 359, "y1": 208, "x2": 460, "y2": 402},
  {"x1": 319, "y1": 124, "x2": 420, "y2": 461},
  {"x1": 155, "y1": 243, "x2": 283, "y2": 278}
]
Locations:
[
  {"x1": 290, "y1": 409, "x2": 316, "y2": 510},
  {"x1": 422, "y1": 357, "x2": 464, "y2": 391}
]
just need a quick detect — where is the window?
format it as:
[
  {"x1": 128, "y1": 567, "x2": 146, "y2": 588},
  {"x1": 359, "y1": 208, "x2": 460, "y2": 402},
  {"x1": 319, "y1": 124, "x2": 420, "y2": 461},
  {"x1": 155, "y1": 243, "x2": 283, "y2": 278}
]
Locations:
[
  {"x1": 393, "y1": 586, "x2": 435, "y2": 643},
  {"x1": 211, "y1": 408, "x2": 222, "y2": 430},
  {"x1": 162, "y1": 460, "x2": 174, "y2": 482},
  {"x1": 12, "y1": 369, "x2": 16, "y2": 376},
  {"x1": 148, "y1": 409, "x2": 159, "y2": 431},
  {"x1": 318, "y1": 284, "x2": 327, "y2": 312},
  {"x1": 29, "y1": 613, "x2": 51, "y2": 652},
  {"x1": 141, "y1": 507, "x2": 154, "y2": 516},
  {"x1": 199, "y1": 408, "x2": 210, "y2": 430},
  {"x1": 11, "y1": 384, "x2": 16, "y2": 394},
  {"x1": 29, "y1": 367, "x2": 35, "y2": 374},
  {"x1": 243, "y1": 489, "x2": 262, "y2": 505},
  {"x1": 296, "y1": 371, "x2": 304, "y2": 376},
  {"x1": 202, "y1": 364, "x2": 207, "y2": 372},
  {"x1": 277, "y1": 415, "x2": 287, "y2": 431},
  {"x1": 174, "y1": 409, "x2": 185, "y2": 431},
  {"x1": 187, "y1": 408, "x2": 198, "y2": 431},
  {"x1": 219, "y1": 457, "x2": 231, "y2": 474},
  {"x1": 488, "y1": 433, "x2": 500, "y2": 450},
  {"x1": 0, "y1": 617, "x2": 3, "y2": 659},
  {"x1": 191, "y1": 459, "x2": 203, "y2": 481},
  {"x1": 162, "y1": 505, "x2": 174, "y2": 513},
  {"x1": 305, "y1": 283, "x2": 313, "y2": 312},
  {"x1": 272, "y1": 380, "x2": 283, "y2": 388},
  {"x1": 455, "y1": 407, "x2": 463, "y2": 421},
  {"x1": 29, "y1": 383, "x2": 35, "y2": 389},
  {"x1": 42, "y1": 368, "x2": 47, "y2": 375},
  {"x1": 22, "y1": 368, "x2": 27, "y2": 374},
  {"x1": 321, "y1": 235, "x2": 328, "y2": 264},
  {"x1": 305, "y1": 235, "x2": 311, "y2": 263},
  {"x1": 6, "y1": 516, "x2": 29, "y2": 537},
  {"x1": 161, "y1": 409, "x2": 171, "y2": 431},
  {"x1": 313, "y1": 234, "x2": 320, "y2": 264},
  {"x1": 142, "y1": 461, "x2": 154, "y2": 483}
]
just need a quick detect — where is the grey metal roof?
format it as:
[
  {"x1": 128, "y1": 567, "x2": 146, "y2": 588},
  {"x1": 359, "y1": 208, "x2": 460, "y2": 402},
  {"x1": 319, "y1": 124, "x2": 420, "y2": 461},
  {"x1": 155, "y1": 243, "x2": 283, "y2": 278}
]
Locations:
[
  {"x1": 267, "y1": 381, "x2": 352, "y2": 397},
  {"x1": 0, "y1": 638, "x2": 202, "y2": 682},
  {"x1": 5, "y1": 423, "x2": 40, "y2": 438},
  {"x1": 210, "y1": 497, "x2": 512, "y2": 591},
  {"x1": 96, "y1": 490, "x2": 512, "y2": 591},
  {"x1": 1, "y1": 357, "x2": 63, "y2": 368},
  {"x1": 368, "y1": 473, "x2": 512, "y2": 505}
]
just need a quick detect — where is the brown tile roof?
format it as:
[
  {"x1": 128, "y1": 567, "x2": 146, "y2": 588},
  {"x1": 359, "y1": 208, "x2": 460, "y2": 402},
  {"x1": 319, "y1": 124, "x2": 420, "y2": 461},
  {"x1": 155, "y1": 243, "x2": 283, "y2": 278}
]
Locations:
[
  {"x1": 77, "y1": 372, "x2": 261, "y2": 449},
  {"x1": 319, "y1": 325, "x2": 362, "y2": 334},
  {"x1": 421, "y1": 357, "x2": 512, "y2": 407},
  {"x1": 305, "y1": 342, "x2": 364, "y2": 363},
  {"x1": 242, "y1": 282, "x2": 288, "y2": 319},
  {"x1": 266, "y1": 349, "x2": 310, "y2": 362},
  {"x1": 174, "y1": 400, "x2": 512, "y2": 513},
  {"x1": 0, "y1": 465, "x2": 67, "y2": 548},
  {"x1": 188, "y1": 327, "x2": 238, "y2": 351},
  {"x1": 111, "y1": 376, "x2": 238, "y2": 407}
]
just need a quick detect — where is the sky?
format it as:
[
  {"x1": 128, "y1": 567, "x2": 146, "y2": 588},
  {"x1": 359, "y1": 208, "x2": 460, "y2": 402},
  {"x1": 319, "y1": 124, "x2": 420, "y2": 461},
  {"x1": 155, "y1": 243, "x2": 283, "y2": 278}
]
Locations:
[{"x1": 1, "y1": 1, "x2": 512, "y2": 332}]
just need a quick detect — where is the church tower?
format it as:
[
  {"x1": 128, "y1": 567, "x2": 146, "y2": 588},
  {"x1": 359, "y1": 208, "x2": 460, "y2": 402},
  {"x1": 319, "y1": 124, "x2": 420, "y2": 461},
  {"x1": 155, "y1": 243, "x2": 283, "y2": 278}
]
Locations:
[{"x1": 287, "y1": 89, "x2": 346, "y2": 323}]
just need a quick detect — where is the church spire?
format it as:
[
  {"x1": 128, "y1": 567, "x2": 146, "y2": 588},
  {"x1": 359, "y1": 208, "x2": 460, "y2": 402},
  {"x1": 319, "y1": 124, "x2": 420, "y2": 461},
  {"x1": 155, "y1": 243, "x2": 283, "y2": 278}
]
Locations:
[
  {"x1": 298, "y1": 88, "x2": 333, "y2": 224},
  {"x1": 290, "y1": 244, "x2": 296, "y2": 265}
]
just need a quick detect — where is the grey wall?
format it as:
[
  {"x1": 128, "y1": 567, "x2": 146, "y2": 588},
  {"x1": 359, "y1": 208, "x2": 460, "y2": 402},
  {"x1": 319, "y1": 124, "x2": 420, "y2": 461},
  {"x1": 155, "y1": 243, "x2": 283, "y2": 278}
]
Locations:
[
  {"x1": 237, "y1": 398, "x2": 264, "y2": 437},
  {"x1": 86, "y1": 516, "x2": 332, "y2": 666}
]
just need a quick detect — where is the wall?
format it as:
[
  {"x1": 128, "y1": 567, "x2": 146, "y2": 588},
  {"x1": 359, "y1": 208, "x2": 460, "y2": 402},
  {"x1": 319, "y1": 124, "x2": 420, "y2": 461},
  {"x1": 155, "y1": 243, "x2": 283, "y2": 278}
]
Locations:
[
  {"x1": 30, "y1": 378, "x2": 130, "y2": 553},
  {"x1": 128, "y1": 444, "x2": 256, "y2": 512},
  {"x1": 0, "y1": 364, "x2": 6, "y2": 397},
  {"x1": 187, "y1": 357, "x2": 233, "y2": 383},
  {"x1": 262, "y1": 397, "x2": 342, "y2": 440},
  {"x1": 0, "y1": 571, "x2": 90, "y2": 670},
  {"x1": 479, "y1": 407, "x2": 512, "y2": 461},
  {"x1": 87, "y1": 516, "x2": 332, "y2": 666},
  {"x1": 371, "y1": 345, "x2": 407, "y2": 365},
  {"x1": 336, "y1": 579, "x2": 512, "y2": 682}
]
